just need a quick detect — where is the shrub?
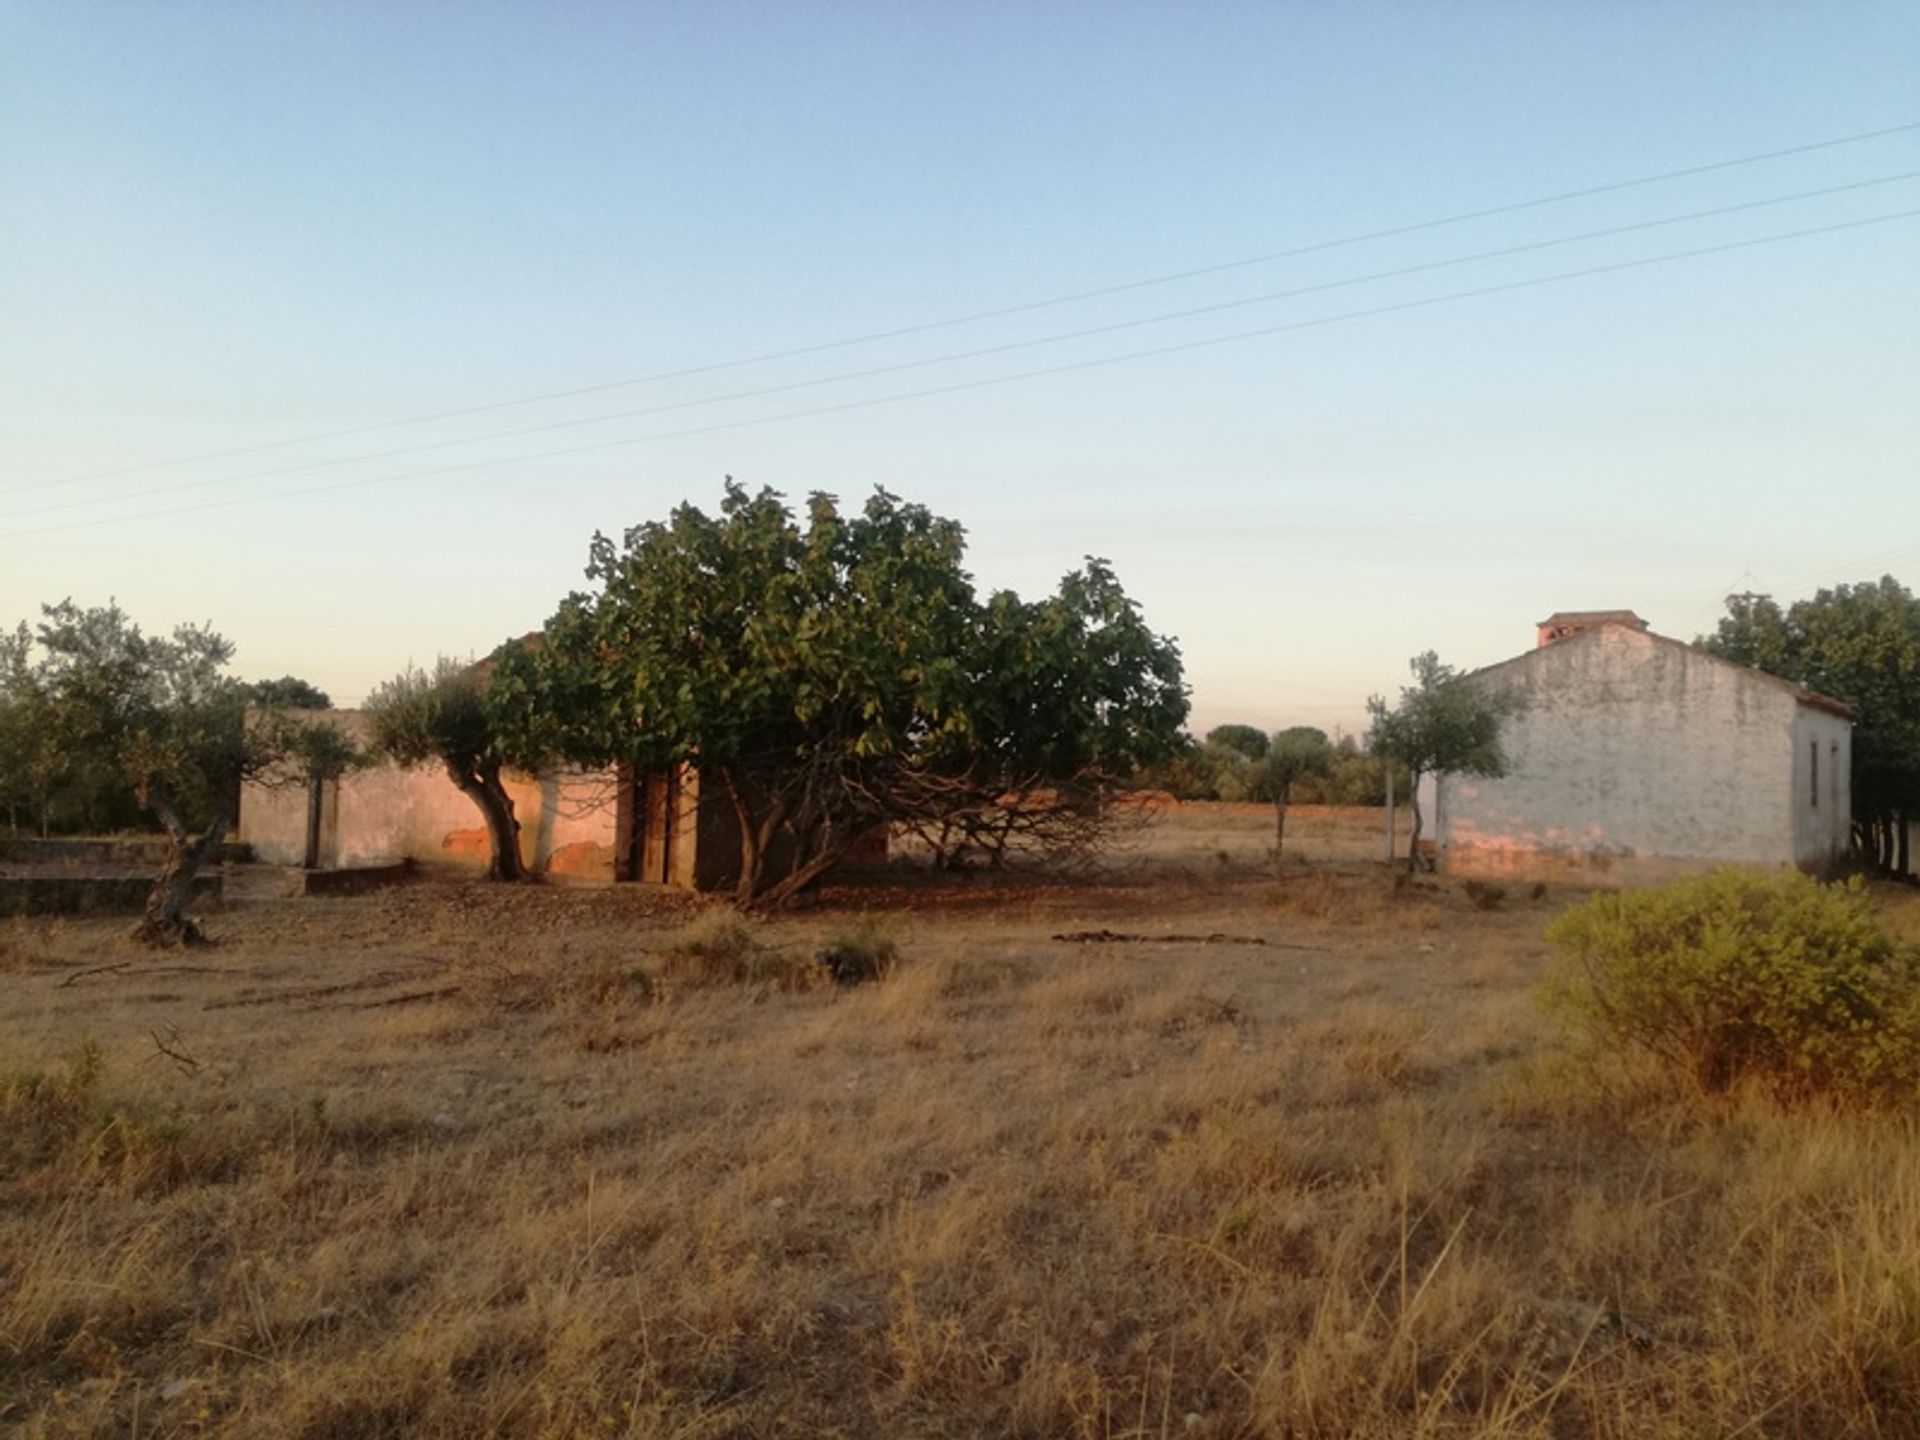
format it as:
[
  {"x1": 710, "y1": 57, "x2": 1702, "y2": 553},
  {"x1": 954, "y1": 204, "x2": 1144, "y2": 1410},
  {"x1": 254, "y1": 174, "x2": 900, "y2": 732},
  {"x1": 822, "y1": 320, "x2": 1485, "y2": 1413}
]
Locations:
[
  {"x1": 1543, "y1": 868, "x2": 1920, "y2": 1102},
  {"x1": 652, "y1": 911, "x2": 837, "y2": 991},
  {"x1": 812, "y1": 920, "x2": 900, "y2": 986}
]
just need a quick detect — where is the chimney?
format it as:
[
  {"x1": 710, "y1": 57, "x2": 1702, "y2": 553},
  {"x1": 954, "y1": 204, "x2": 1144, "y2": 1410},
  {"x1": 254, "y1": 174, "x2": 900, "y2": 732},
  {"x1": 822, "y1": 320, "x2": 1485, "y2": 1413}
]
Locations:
[{"x1": 1536, "y1": 610, "x2": 1648, "y2": 648}]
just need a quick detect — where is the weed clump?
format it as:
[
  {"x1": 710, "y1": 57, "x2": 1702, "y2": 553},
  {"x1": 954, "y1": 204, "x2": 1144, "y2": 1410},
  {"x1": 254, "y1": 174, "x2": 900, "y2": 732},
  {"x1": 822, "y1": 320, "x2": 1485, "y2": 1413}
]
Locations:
[
  {"x1": 812, "y1": 920, "x2": 899, "y2": 985},
  {"x1": 655, "y1": 911, "x2": 786, "y2": 985},
  {"x1": 1, "y1": 1040, "x2": 200, "y2": 1188},
  {"x1": 1543, "y1": 867, "x2": 1920, "y2": 1102}
]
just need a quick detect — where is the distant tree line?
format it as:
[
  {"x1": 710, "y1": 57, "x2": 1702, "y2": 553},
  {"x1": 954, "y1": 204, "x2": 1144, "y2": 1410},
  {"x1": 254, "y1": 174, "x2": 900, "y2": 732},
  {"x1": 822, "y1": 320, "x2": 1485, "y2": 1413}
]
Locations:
[{"x1": 1142, "y1": 725, "x2": 1409, "y2": 808}]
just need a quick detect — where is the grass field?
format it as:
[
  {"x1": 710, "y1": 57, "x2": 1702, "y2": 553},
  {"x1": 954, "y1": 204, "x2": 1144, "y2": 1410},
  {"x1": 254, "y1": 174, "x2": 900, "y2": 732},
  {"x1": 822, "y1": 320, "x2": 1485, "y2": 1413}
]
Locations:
[{"x1": 4, "y1": 805, "x2": 1918, "y2": 1438}]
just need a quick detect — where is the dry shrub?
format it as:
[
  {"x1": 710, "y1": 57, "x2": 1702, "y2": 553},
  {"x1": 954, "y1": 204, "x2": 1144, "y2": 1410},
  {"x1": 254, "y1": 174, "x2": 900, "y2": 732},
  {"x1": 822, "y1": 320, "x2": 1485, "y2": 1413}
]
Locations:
[
  {"x1": 1545, "y1": 867, "x2": 1920, "y2": 1102},
  {"x1": 1300, "y1": 1005, "x2": 1431, "y2": 1089},
  {"x1": 0, "y1": 915, "x2": 71, "y2": 974}
]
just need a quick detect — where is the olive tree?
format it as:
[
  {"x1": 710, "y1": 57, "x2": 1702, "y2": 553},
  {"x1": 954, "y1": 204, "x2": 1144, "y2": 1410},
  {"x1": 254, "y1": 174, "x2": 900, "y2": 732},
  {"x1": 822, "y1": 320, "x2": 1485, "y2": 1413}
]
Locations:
[
  {"x1": 1366, "y1": 652, "x2": 1521, "y2": 871},
  {"x1": 19, "y1": 601, "x2": 320, "y2": 944},
  {"x1": 364, "y1": 658, "x2": 535, "y2": 881},
  {"x1": 1260, "y1": 725, "x2": 1333, "y2": 870}
]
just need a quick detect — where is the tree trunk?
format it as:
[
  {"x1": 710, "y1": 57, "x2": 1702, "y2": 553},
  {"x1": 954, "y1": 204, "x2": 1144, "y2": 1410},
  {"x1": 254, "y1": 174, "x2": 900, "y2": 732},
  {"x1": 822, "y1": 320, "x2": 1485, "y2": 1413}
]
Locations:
[
  {"x1": 133, "y1": 788, "x2": 229, "y2": 947},
  {"x1": 757, "y1": 834, "x2": 856, "y2": 908},
  {"x1": 1900, "y1": 808, "x2": 1912, "y2": 880},
  {"x1": 716, "y1": 769, "x2": 770, "y2": 907},
  {"x1": 445, "y1": 759, "x2": 526, "y2": 881},
  {"x1": 1272, "y1": 790, "x2": 1288, "y2": 876}
]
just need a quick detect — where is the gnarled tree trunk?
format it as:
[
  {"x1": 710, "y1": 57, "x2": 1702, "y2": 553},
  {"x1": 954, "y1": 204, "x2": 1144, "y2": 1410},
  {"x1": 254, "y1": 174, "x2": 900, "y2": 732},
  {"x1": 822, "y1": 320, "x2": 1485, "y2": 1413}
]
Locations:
[
  {"x1": 445, "y1": 757, "x2": 527, "y2": 881},
  {"x1": 134, "y1": 786, "x2": 230, "y2": 947}
]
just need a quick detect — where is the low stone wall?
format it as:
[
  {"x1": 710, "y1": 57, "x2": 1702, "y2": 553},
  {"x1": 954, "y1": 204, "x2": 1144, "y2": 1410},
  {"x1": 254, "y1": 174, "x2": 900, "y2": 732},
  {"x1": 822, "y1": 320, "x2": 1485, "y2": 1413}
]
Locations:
[
  {"x1": 0, "y1": 838, "x2": 251, "y2": 868},
  {"x1": 0, "y1": 871, "x2": 223, "y2": 918}
]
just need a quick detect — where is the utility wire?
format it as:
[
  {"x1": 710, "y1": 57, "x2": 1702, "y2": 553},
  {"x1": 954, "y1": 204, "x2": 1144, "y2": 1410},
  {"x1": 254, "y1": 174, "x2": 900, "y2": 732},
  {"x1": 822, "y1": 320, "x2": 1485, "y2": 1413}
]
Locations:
[
  {"x1": 4, "y1": 206, "x2": 1912, "y2": 544},
  {"x1": 10, "y1": 118, "x2": 1917, "y2": 498},
  {"x1": 10, "y1": 170, "x2": 1914, "y2": 523}
]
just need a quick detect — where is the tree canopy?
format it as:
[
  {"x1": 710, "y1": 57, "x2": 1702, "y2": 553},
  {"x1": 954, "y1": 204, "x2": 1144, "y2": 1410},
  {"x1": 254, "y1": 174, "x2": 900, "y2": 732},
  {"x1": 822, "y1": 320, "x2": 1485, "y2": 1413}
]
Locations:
[
  {"x1": 1701, "y1": 578, "x2": 1920, "y2": 875},
  {"x1": 1260, "y1": 725, "x2": 1334, "y2": 869},
  {"x1": 1204, "y1": 724, "x2": 1269, "y2": 761},
  {"x1": 1367, "y1": 652, "x2": 1521, "y2": 869},
  {"x1": 495, "y1": 483, "x2": 1188, "y2": 904},
  {"x1": 7, "y1": 601, "x2": 322, "y2": 942},
  {"x1": 365, "y1": 658, "x2": 538, "y2": 882}
]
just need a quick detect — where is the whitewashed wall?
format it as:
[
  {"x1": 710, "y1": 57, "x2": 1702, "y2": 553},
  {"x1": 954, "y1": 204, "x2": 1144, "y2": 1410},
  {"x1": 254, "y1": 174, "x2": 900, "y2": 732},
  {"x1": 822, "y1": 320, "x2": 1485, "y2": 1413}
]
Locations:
[{"x1": 1436, "y1": 626, "x2": 1829, "y2": 878}]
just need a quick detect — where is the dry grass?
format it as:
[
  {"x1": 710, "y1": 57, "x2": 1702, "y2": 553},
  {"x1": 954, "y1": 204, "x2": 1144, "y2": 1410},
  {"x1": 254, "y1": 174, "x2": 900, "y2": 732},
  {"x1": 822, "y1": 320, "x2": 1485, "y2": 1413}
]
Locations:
[{"x1": 2, "y1": 805, "x2": 1918, "y2": 1437}]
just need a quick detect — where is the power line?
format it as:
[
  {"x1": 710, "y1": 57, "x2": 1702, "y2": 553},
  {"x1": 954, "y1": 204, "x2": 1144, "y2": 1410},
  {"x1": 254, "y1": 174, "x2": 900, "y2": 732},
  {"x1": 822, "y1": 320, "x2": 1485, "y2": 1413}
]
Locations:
[
  {"x1": 5, "y1": 205, "x2": 1912, "y2": 544},
  {"x1": 10, "y1": 118, "x2": 1917, "y2": 499},
  {"x1": 12, "y1": 169, "x2": 1914, "y2": 523}
]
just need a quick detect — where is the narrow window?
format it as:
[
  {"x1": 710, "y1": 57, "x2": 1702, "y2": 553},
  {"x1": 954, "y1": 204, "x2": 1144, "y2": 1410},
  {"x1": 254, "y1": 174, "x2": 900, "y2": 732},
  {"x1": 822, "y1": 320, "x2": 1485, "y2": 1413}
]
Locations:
[{"x1": 1810, "y1": 740, "x2": 1819, "y2": 809}]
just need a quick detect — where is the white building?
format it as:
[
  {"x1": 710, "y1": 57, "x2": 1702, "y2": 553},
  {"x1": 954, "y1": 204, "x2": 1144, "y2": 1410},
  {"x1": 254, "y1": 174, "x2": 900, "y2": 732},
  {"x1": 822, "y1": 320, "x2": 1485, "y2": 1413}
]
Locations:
[{"x1": 1432, "y1": 611, "x2": 1853, "y2": 882}]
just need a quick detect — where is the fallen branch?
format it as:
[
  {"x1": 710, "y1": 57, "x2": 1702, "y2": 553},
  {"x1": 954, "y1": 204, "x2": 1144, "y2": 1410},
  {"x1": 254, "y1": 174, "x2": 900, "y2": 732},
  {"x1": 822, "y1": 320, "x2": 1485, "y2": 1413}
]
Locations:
[
  {"x1": 202, "y1": 968, "x2": 440, "y2": 1011},
  {"x1": 148, "y1": 1025, "x2": 202, "y2": 1076},
  {"x1": 58, "y1": 961, "x2": 132, "y2": 988},
  {"x1": 348, "y1": 986, "x2": 463, "y2": 1009},
  {"x1": 58, "y1": 962, "x2": 228, "y2": 988}
]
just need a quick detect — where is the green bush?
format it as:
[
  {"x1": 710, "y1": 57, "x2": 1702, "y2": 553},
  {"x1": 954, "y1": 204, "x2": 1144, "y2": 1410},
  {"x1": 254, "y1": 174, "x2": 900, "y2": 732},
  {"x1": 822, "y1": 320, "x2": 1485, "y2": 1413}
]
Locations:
[{"x1": 1543, "y1": 868, "x2": 1920, "y2": 1102}]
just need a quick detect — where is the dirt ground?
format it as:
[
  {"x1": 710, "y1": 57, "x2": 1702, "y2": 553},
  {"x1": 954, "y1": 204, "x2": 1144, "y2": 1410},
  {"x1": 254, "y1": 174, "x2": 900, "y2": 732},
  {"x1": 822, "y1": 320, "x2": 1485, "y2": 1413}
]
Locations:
[{"x1": 3, "y1": 805, "x2": 1918, "y2": 1438}]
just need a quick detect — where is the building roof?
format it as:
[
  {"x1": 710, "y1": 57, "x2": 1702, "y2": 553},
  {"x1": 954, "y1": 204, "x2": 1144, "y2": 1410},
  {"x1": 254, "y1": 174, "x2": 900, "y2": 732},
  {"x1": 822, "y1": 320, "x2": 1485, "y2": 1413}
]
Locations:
[
  {"x1": 1536, "y1": 609, "x2": 1648, "y2": 630},
  {"x1": 1471, "y1": 621, "x2": 1854, "y2": 720}
]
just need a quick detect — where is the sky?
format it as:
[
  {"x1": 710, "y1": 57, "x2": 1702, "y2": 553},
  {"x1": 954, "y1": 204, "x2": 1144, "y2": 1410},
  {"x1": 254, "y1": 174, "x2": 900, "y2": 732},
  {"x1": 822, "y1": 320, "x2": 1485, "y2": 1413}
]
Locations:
[{"x1": 3, "y1": 1, "x2": 1916, "y2": 739}]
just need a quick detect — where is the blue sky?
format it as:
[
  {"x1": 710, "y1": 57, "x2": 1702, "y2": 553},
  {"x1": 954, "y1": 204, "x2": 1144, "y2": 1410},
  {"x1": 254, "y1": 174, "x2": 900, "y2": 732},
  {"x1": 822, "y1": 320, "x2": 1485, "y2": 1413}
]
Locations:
[{"x1": 3, "y1": 2, "x2": 1916, "y2": 737}]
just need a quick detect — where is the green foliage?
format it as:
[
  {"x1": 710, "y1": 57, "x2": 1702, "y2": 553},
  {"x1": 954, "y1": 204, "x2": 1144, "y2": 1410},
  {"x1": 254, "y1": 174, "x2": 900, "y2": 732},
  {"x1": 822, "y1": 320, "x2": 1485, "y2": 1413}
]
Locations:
[
  {"x1": 244, "y1": 675, "x2": 332, "y2": 710},
  {"x1": 1543, "y1": 868, "x2": 1920, "y2": 1102},
  {"x1": 1292, "y1": 735, "x2": 1410, "y2": 807},
  {"x1": 1205, "y1": 724, "x2": 1268, "y2": 761},
  {"x1": 1702, "y1": 579, "x2": 1920, "y2": 873},
  {"x1": 1263, "y1": 726, "x2": 1334, "y2": 798},
  {"x1": 501, "y1": 483, "x2": 1186, "y2": 901},
  {"x1": 16, "y1": 601, "x2": 290, "y2": 835},
  {"x1": 364, "y1": 659, "x2": 493, "y2": 770},
  {"x1": 272, "y1": 715, "x2": 366, "y2": 782},
  {"x1": 1367, "y1": 652, "x2": 1522, "y2": 866},
  {"x1": 365, "y1": 657, "x2": 536, "y2": 881},
  {"x1": 1141, "y1": 729, "x2": 1406, "y2": 807},
  {"x1": 1366, "y1": 652, "x2": 1518, "y2": 784}
]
